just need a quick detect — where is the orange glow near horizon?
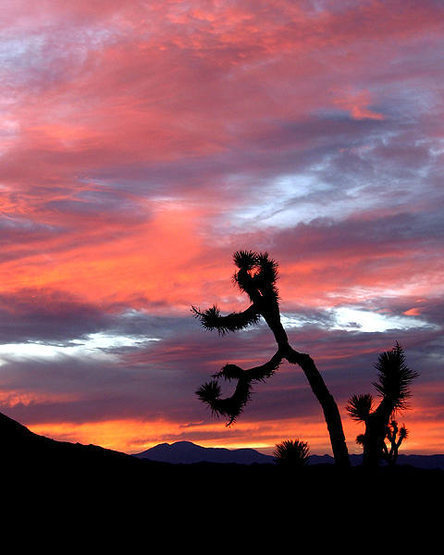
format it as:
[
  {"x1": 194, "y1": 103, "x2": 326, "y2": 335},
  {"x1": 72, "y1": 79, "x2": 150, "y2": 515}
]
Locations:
[
  {"x1": 27, "y1": 409, "x2": 444, "y2": 457},
  {"x1": 27, "y1": 416, "x2": 339, "y2": 455}
]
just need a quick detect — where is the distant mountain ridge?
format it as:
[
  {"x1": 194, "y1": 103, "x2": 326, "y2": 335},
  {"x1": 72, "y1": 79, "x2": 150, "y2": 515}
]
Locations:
[
  {"x1": 134, "y1": 441, "x2": 444, "y2": 470},
  {"x1": 134, "y1": 441, "x2": 273, "y2": 465}
]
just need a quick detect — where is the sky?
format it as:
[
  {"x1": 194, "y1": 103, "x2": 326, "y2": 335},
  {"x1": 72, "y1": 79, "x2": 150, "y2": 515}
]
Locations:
[{"x1": 0, "y1": 0, "x2": 443, "y2": 456}]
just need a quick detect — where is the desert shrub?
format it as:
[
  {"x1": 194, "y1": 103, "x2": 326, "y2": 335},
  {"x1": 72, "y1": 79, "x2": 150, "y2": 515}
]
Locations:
[{"x1": 273, "y1": 439, "x2": 310, "y2": 467}]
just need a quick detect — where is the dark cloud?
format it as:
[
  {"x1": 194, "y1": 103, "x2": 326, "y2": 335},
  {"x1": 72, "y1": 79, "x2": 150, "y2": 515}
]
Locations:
[
  {"x1": 272, "y1": 210, "x2": 444, "y2": 260},
  {"x1": 0, "y1": 289, "x2": 110, "y2": 343},
  {"x1": 0, "y1": 216, "x2": 60, "y2": 254}
]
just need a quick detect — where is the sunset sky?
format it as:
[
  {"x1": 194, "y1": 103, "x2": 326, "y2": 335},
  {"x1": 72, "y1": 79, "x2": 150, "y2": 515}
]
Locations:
[{"x1": 1, "y1": 0, "x2": 443, "y2": 456}]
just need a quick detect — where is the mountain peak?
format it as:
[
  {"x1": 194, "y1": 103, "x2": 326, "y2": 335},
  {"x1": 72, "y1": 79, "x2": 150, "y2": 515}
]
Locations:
[{"x1": 134, "y1": 441, "x2": 274, "y2": 465}]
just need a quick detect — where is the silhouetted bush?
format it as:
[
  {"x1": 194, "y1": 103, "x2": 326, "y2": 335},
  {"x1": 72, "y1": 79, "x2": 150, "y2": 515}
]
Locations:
[{"x1": 273, "y1": 439, "x2": 310, "y2": 467}]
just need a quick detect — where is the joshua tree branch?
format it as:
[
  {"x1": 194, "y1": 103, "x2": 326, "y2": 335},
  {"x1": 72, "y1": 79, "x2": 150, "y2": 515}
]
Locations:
[
  {"x1": 198, "y1": 350, "x2": 284, "y2": 425},
  {"x1": 191, "y1": 304, "x2": 260, "y2": 334}
]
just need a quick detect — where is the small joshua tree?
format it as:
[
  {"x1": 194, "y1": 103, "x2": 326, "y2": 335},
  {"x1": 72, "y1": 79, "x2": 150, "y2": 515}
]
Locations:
[
  {"x1": 273, "y1": 439, "x2": 310, "y2": 467},
  {"x1": 346, "y1": 342, "x2": 418, "y2": 468},
  {"x1": 355, "y1": 420, "x2": 409, "y2": 466},
  {"x1": 192, "y1": 250, "x2": 350, "y2": 468},
  {"x1": 383, "y1": 420, "x2": 408, "y2": 465}
]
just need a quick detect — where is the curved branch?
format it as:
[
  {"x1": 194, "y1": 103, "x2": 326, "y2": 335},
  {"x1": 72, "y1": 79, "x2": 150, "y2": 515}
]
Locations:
[
  {"x1": 215, "y1": 350, "x2": 283, "y2": 382},
  {"x1": 197, "y1": 350, "x2": 283, "y2": 425},
  {"x1": 191, "y1": 304, "x2": 260, "y2": 335},
  {"x1": 196, "y1": 376, "x2": 252, "y2": 425}
]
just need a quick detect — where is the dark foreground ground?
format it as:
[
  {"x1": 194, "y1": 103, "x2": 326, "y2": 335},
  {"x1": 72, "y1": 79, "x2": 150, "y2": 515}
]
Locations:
[{"x1": 1, "y1": 411, "x2": 442, "y2": 543}]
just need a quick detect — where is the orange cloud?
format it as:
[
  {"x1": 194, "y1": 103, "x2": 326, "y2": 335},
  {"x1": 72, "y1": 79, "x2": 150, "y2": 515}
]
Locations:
[{"x1": 333, "y1": 89, "x2": 385, "y2": 121}]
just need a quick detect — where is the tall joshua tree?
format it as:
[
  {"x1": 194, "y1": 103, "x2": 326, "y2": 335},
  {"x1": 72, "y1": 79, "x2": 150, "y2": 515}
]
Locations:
[
  {"x1": 192, "y1": 250, "x2": 350, "y2": 468},
  {"x1": 346, "y1": 342, "x2": 418, "y2": 468}
]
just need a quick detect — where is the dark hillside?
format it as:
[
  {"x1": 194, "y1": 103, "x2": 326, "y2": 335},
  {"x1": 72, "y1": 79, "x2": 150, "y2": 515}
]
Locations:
[
  {"x1": 1, "y1": 411, "x2": 146, "y2": 470},
  {"x1": 1, "y1": 411, "x2": 442, "y2": 529}
]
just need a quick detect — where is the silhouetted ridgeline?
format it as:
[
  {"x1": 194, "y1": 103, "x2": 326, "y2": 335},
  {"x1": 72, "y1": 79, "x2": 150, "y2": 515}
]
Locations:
[
  {"x1": 1, "y1": 411, "x2": 443, "y2": 522},
  {"x1": 135, "y1": 440, "x2": 274, "y2": 464},
  {"x1": 135, "y1": 440, "x2": 444, "y2": 470}
]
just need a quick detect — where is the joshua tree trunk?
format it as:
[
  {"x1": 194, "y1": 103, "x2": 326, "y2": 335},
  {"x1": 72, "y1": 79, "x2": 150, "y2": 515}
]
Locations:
[
  {"x1": 363, "y1": 413, "x2": 388, "y2": 467},
  {"x1": 286, "y1": 347, "x2": 350, "y2": 468},
  {"x1": 265, "y1": 313, "x2": 350, "y2": 469},
  {"x1": 362, "y1": 399, "x2": 393, "y2": 467}
]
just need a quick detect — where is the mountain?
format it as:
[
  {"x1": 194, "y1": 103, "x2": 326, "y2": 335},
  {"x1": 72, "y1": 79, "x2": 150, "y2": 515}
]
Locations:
[
  {"x1": 0, "y1": 411, "x2": 146, "y2": 472},
  {"x1": 134, "y1": 440, "x2": 274, "y2": 464},
  {"x1": 135, "y1": 440, "x2": 444, "y2": 470}
]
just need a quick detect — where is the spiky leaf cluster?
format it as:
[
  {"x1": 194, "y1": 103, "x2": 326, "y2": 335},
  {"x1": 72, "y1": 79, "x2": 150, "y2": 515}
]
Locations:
[
  {"x1": 196, "y1": 380, "x2": 221, "y2": 407},
  {"x1": 399, "y1": 426, "x2": 408, "y2": 441},
  {"x1": 233, "y1": 250, "x2": 258, "y2": 270},
  {"x1": 232, "y1": 250, "x2": 279, "y2": 302},
  {"x1": 345, "y1": 393, "x2": 374, "y2": 422},
  {"x1": 373, "y1": 342, "x2": 419, "y2": 410}
]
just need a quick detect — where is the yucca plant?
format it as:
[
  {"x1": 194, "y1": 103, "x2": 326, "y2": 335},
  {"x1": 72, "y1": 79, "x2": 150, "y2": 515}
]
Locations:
[
  {"x1": 193, "y1": 250, "x2": 350, "y2": 468},
  {"x1": 273, "y1": 439, "x2": 310, "y2": 467},
  {"x1": 346, "y1": 342, "x2": 418, "y2": 468}
]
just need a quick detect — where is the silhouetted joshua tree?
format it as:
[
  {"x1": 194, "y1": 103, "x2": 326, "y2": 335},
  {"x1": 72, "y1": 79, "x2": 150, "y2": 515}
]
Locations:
[
  {"x1": 354, "y1": 420, "x2": 409, "y2": 466},
  {"x1": 382, "y1": 420, "x2": 408, "y2": 465},
  {"x1": 192, "y1": 250, "x2": 350, "y2": 468},
  {"x1": 346, "y1": 342, "x2": 418, "y2": 468},
  {"x1": 273, "y1": 439, "x2": 310, "y2": 467}
]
